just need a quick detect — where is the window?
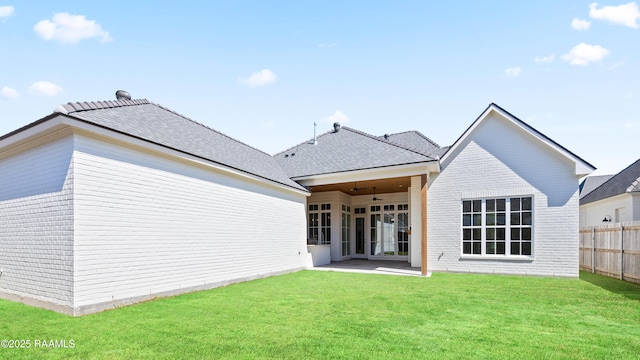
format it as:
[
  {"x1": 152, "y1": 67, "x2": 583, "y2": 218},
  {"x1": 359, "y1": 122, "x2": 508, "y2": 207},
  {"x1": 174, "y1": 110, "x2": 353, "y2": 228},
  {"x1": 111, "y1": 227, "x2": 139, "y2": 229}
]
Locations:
[
  {"x1": 308, "y1": 203, "x2": 331, "y2": 245},
  {"x1": 341, "y1": 204, "x2": 351, "y2": 256},
  {"x1": 461, "y1": 197, "x2": 533, "y2": 256},
  {"x1": 509, "y1": 197, "x2": 532, "y2": 256}
]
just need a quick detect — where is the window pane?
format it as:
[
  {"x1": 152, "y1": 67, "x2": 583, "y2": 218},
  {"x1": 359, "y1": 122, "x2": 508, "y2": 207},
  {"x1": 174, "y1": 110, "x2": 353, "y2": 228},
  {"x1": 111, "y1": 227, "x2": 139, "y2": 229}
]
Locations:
[
  {"x1": 486, "y1": 228, "x2": 495, "y2": 240},
  {"x1": 463, "y1": 242, "x2": 471, "y2": 254},
  {"x1": 486, "y1": 213, "x2": 495, "y2": 226},
  {"x1": 496, "y1": 214, "x2": 506, "y2": 226},
  {"x1": 522, "y1": 197, "x2": 532, "y2": 211},
  {"x1": 496, "y1": 228, "x2": 505, "y2": 240},
  {"x1": 522, "y1": 228, "x2": 532, "y2": 241},
  {"x1": 473, "y1": 200, "x2": 482, "y2": 212},
  {"x1": 463, "y1": 214, "x2": 471, "y2": 226},
  {"x1": 511, "y1": 198, "x2": 520, "y2": 211},
  {"x1": 473, "y1": 228, "x2": 481, "y2": 240},
  {"x1": 522, "y1": 242, "x2": 532, "y2": 255},
  {"x1": 511, "y1": 242, "x2": 520, "y2": 255},
  {"x1": 463, "y1": 201, "x2": 471, "y2": 213},
  {"x1": 511, "y1": 228, "x2": 520, "y2": 240},
  {"x1": 487, "y1": 242, "x2": 495, "y2": 254},
  {"x1": 496, "y1": 199, "x2": 506, "y2": 212},
  {"x1": 522, "y1": 212, "x2": 532, "y2": 225},
  {"x1": 496, "y1": 242, "x2": 506, "y2": 255},
  {"x1": 463, "y1": 229, "x2": 471, "y2": 240},
  {"x1": 486, "y1": 199, "x2": 495, "y2": 212},
  {"x1": 473, "y1": 242, "x2": 481, "y2": 254},
  {"x1": 473, "y1": 214, "x2": 482, "y2": 226},
  {"x1": 511, "y1": 213, "x2": 520, "y2": 225}
]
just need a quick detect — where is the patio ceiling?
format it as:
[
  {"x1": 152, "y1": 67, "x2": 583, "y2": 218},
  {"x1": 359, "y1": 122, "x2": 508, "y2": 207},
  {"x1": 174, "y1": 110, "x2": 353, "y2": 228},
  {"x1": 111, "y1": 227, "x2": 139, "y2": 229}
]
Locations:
[{"x1": 306, "y1": 176, "x2": 411, "y2": 195}]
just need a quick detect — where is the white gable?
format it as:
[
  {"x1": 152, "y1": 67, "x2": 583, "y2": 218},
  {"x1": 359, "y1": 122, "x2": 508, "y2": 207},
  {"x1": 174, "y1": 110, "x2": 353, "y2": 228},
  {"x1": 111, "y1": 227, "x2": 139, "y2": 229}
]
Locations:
[{"x1": 440, "y1": 104, "x2": 595, "y2": 177}]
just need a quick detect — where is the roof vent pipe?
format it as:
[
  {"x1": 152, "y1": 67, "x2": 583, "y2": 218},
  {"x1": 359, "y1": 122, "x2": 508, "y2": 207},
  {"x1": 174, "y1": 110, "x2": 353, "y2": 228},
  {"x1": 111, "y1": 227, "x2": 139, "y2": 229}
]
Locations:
[
  {"x1": 383, "y1": 134, "x2": 389, "y2": 140},
  {"x1": 333, "y1": 122, "x2": 341, "y2": 133},
  {"x1": 115, "y1": 90, "x2": 131, "y2": 101},
  {"x1": 309, "y1": 122, "x2": 318, "y2": 145}
]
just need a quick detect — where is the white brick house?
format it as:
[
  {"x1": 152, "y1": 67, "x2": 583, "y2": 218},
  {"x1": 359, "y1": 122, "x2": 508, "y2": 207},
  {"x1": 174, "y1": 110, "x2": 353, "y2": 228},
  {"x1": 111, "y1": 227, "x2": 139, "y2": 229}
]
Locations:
[{"x1": 0, "y1": 96, "x2": 593, "y2": 315}]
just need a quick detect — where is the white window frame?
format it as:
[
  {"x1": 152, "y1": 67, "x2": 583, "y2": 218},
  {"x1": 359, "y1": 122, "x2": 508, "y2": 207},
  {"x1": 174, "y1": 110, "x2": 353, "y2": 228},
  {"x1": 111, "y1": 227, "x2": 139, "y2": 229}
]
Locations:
[
  {"x1": 308, "y1": 203, "x2": 331, "y2": 245},
  {"x1": 341, "y1": 204, "x2": 351, "y2": 256},
  {"x1": 461, "y1": 196, "x2": 533, "y2": 258}
]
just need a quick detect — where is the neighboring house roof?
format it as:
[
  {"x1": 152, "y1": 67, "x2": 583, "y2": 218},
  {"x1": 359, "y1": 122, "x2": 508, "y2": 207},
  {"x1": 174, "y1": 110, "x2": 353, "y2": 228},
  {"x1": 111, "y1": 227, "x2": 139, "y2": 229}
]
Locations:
[
  {"x1": 11, "y1": 99, "x2": 306, "y2": 192},
  {"x1": 579, "y1": 175, "x2": 613, "y2": 199},
  {"x1": 377, "y1": 131, "x2": 449, "y2": 159},
  {"x1": 274, "y1": 125, "x2": 438, "y2": 178},
  {"x1": 580, "y1": 158, "x2": 640, "y2": 205},
  {"x1": 440, "y1": 103, "x2": 596, "y2": 177}
]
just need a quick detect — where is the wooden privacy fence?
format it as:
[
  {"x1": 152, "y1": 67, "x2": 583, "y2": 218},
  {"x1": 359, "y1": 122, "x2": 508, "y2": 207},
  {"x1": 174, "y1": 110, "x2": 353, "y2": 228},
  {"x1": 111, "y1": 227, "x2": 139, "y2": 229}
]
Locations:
[{"x1": 579, "y1": 220, "x2": 640, "y2": 284}]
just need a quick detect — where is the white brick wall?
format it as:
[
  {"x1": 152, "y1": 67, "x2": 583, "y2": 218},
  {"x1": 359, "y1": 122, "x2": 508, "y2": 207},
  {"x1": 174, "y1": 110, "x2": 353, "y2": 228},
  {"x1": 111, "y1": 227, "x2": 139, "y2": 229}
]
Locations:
[
  {"x1": 428, "y1": 114, "x2": 580, "y2": 277},
  {"x1": 0, "y1": 136, "x2": 74, "y2": 307},
  {"x1": 72, "y1": 133, "x2": 308, "y2": 310}
]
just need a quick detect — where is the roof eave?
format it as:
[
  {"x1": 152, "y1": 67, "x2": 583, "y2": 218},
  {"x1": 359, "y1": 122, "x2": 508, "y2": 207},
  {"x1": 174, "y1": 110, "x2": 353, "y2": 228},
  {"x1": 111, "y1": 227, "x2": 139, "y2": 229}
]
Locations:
[{"x1": 292, "y1": 161, "x2": 439, "y2": 187}]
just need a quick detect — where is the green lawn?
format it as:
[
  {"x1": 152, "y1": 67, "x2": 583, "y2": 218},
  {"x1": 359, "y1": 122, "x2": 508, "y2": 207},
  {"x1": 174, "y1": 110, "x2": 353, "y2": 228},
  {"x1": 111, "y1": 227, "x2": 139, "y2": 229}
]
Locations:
[{"x1": 1, "y1": 271, "x2": 639, "y2": 359}]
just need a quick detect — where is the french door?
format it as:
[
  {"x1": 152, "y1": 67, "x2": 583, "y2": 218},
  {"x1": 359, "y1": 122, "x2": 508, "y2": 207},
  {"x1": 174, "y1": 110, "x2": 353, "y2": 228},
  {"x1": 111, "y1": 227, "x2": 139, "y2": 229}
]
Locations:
[{"x1": 369, "y1": 204, "x2": 408, "y2": 257}]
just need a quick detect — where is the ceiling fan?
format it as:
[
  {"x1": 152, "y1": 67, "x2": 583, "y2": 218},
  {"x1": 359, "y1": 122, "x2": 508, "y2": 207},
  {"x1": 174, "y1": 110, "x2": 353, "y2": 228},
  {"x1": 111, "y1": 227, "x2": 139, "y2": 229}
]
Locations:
[
  {"x1": 372, "y1": 187, "x2": 383, "y2": 201},
  {"x1": 350, "y1": 182, "x2": 368, "y2": 192}
]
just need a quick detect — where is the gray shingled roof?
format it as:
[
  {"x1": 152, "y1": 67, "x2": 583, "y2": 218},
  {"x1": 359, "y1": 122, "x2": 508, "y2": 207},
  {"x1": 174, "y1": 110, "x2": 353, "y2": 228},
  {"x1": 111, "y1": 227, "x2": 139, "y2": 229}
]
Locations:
[
  {"x1": 379, "y1": 131, "x2": 448, "y2": 158},
  {"x1": 580, "y1": 158, "x2": 640, "y2": 205},
  {"x1": 579, "y1": 175, "x2": 613, "y2": 199},
  {"x1": 55, "y1": 99, "x2": 306, "y2": 191},
  {"x1": 274, "y1": 126, "x2": 436, "y2": 178}
]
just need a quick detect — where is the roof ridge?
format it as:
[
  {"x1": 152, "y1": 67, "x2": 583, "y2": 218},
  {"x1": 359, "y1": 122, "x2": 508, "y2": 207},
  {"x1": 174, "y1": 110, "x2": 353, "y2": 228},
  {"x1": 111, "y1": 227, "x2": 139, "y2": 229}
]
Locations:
[
  {"x1": 148, "y1": 101, "x2": 273, "y2": 157},
  {"x1": 57, "y1": 98, "x2": 273, "y2": 158},
  {"x1": 273, "y1": 129, "x2": 335, "y2": 156},
  {"x1": 382, "y1": 130, "x2": 441, "y2": 148},
  {"x1": 341, "y1": 126, "x2": 436, "y2": 160},
  {"x1": 55, "y1": 99, "x2": 151, "y2": 114}
]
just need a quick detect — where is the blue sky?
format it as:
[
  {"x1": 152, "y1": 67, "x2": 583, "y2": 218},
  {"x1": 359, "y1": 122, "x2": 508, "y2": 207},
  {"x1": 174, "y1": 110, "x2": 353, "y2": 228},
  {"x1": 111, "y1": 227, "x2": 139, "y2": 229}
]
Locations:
[{"x1": 1, "y1": 1, "x2": 638, "y2": 176}]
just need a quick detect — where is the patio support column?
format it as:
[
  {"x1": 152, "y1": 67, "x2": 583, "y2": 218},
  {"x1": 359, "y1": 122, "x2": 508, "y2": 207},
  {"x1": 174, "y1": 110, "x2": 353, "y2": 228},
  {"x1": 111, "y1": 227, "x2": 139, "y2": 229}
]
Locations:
[{"x1": 421, "y1": 174, "x2": 428, "y2": 276}]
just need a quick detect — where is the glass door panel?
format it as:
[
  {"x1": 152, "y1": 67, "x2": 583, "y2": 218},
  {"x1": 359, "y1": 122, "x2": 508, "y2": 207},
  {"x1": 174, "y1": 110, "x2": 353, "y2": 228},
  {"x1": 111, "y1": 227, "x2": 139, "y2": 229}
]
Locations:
[
  {"x1": 398, "y1": 210, "x2": 409, "y2": 256},
  {"x1": 383, "y1": 213, "x2": 395, "y2": 256},
  {"x1": 355, "y1": 217, "x2": 365, "y2": 255},
  {"x1": 370, "y1": 214, "x2": 382, "y2": 256}
]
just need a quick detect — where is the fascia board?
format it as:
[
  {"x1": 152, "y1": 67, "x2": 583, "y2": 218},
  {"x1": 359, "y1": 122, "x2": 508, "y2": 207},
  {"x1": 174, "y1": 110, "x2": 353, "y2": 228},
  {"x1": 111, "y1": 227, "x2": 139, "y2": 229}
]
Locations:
[{"x1": 292, "y1": 161, "x2": 439, "y2": 187}]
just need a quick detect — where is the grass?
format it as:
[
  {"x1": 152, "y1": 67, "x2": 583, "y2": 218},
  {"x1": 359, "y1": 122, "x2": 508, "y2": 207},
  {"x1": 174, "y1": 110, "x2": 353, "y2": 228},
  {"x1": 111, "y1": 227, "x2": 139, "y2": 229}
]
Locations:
[{"x1": 1, "y1": 270, "x2": 639, "y2": 359}]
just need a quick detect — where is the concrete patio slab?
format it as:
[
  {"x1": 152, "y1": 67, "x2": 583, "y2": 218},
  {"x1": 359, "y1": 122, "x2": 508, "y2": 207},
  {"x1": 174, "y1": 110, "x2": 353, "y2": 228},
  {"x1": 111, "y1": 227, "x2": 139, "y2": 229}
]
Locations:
[{"x1": 309, "y1": 259, "x2": 430, "y2": 277}]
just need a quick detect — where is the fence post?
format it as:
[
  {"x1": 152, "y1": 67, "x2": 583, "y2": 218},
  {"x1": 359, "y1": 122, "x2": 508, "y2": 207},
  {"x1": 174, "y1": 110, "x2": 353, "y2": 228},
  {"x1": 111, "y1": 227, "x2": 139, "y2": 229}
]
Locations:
[
  {"x1": 591, "y1": 227, "x2": 596, "y2": 274},
  {"x1": 620, "y1": 225, "x2": 624, "y2": 280}
]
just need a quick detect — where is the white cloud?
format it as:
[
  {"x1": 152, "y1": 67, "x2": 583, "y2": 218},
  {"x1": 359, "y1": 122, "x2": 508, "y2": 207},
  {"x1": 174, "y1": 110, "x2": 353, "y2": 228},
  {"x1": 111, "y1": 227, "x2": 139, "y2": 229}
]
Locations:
[
  {"x1": 589, "y1": 2, "x2": 640, "y2": 28},
  {"x1": 534, "y1": 54, "x2": 555, "y2": 64},
  {"x1": 28, "y1": 81, "x2": 63, "y2": 97},
  {"x1": 238, "y1": 69, "x2": 277, "y2": 88},
  {"x1": 505, "y1": 66, "x2": 522, "y2": 78},
  {"x1": 571, "y1": 18, "x2": 591, "y2": 30},
  {"x1": 317, "y1": 43, "x2": 337, "y2": 48},
  {"x1": 34, "y1": 12, "x2": 112, "y2": 44},
  {"x1": 561, "y1": 43, "x2": 609, "y2": 66},
  {"x1": 324, "y1": 110, "x2": 350, "y2": 124},
  {"x1": 1, "y1": 86, "x2": 19, "y2": 99},
  {"x1": 0, "y1": 5, "x2": 14, "y2": 20}
]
